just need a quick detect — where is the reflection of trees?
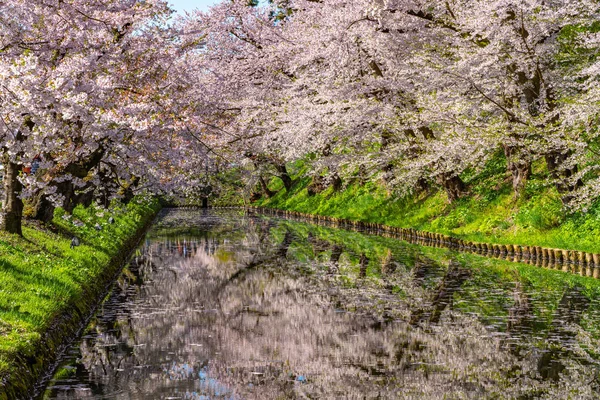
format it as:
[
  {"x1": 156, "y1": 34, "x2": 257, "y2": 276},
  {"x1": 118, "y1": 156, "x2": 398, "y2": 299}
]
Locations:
[
  {"x1": 504, "y1": 279, "x2": 534, "y2": 358},
  {"x1": 410, "y1": 260, "x2": 472, "y2": 325},
  {"x1": 537, "y1": 285, "x2": 592, "y2": 381},
  {"x1": 329, "y1": 244, "x2": 343, "y2": 264},
  {"x1": 45, "y1": 210, "x2": 600, "y2": 400},
  {"x1": 412, "y1": 255, "x2": 443, "y2": 286},
  {"x1": 380, "y1": 248, "x2": 396, "y2": 275},
  {"x1": 506, "y1": 280, "x2": 532, "y2": 337},
  {"x1": 358, "y1": 253, "x2": 368, "y2": 278},
  {"x1": 307, "y1": 231, "x2": 331, "y2": 254},
  {"x1": 276, "y1": 230, "x2": 293, "y2": 258}
]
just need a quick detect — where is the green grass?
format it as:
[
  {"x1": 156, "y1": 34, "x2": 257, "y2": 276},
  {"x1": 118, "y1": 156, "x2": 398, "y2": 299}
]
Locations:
[
  {"x1": 255, "y1": 154, "x2": 600, "y2": 255},
  {"x1": 0, "y1": 198, "x2": 159, "y2": 377}
]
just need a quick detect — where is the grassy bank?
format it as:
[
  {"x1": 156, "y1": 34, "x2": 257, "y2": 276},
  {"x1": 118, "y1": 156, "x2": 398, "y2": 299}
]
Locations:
[
  {"x1": 254, "y1": 157, "x2": 600, "y2": 255},
  {"x1": 0, "y1": 198, "x2": 160, "y2": 399}
]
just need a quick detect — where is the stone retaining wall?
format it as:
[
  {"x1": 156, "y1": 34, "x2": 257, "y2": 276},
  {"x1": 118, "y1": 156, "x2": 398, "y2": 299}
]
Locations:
[{"x1": 245, "y1": 206, "x2": 600, "y2": 279}]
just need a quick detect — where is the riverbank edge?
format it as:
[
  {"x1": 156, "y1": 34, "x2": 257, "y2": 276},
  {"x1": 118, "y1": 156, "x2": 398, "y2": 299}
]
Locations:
[
  {"x1": 0, "y1": 205, "x2": 161, "y2": 400},
  {"x1": 235, "y1": 205, "x2": 600, "y2": 278}
]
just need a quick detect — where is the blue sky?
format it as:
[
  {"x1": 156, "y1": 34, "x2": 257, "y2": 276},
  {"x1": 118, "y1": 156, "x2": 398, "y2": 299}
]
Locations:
[{"x1": 168, "y1": 0, "x2": 221, "y2": 13}]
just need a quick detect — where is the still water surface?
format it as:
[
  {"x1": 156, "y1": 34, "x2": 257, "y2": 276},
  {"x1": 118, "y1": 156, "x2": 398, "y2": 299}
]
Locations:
[{"x1": 41, "y1": 209, "x2": 600, "y2": 399}]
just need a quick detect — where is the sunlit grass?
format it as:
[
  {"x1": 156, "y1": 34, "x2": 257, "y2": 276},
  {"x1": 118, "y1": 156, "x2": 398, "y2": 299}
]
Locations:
[
  {"x1": 257, "y1": 153, "x2": 600, "y2": 254},
  {"x1": 0, "y1": 199, "x2": 159, "y2": 379}
]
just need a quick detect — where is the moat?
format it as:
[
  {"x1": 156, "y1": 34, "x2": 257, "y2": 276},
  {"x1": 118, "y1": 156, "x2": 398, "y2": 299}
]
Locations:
[{"x1": 41, "y1": 209, "x2": 600, "y2": 399}]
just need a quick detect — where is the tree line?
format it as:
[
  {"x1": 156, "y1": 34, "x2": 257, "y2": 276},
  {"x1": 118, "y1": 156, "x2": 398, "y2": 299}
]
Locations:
[
  {"x1": 2, "y1": 0, "x2": 600, "y2": 234},
  {"x1": 189, "y1": 0, "x2": 600, "y2": 209}
]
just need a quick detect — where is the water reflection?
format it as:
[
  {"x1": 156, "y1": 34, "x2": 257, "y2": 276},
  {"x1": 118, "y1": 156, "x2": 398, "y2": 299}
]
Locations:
[{"x1": 42, "y1": 210, "x2": 600, "y2": 399}]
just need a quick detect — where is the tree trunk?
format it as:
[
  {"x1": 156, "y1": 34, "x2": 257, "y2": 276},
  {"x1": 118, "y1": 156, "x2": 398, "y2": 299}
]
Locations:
[
  {"x1": 506, "y1": 281, "x2": 532, "y2": 338},
  {"x1": 30, "y1": 190, "x2": 56, "y2": 223},
  {"x1": 75, "y1": 187, "x2": 95, "y2": 208},
  {"x1": 331, "y1": 173, "x2": 342, "y2": 192},
  {"x1": 258, "y1": 176, "x2": 275, "y2": 198},
  {"x1": 330, "y1": 244, "x2": 343, "y2": 264},
  {"x1": 511, "y1": 163, "x2": 531, "y2": 199},
  {"x1": 412, "y1": 256, "x2": 437, "y2": 286},
  {"x1": 0, "y1": 157, "x2": 24, "y2": 235},
  {"x1": 31, "y1": 147, "x2": 106, "y2": 220},
  {"x1": 32, "y1": 181, "x2": 95, "y2": 222},
  {"x1": 545, "y1": 151, "x2": 582, "y2": 204},
  {"x1": 307, "y1": 174, "x2": 325, "y2": 196},
  {"x1": 120, "y1": 176, "x2": 140, "y2": 204},
  {"x1": 414, "y1": 178, "x2": 430, "y2": 195},
  {"x1": 381, "y1": 130, "x2": 395, "y2": 183},
  {"x1": 96, "y1": 168, "x2": 114, "y2": 208},
  {"x1": 274, "y1": 163, "x2": 294, "y2": 191},
  {"x1": 438, "y1": 173, "x2": 467, "y2": 203},
  {"x1": 503, "y1": 145, "x2": 531, "y2": 199},
  {"x1": 59, "y1": 181, "x2": 76, "y2": 214}
]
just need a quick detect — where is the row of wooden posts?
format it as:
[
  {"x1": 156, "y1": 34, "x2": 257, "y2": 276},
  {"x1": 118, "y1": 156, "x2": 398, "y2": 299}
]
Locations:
[{"x1": 239, "y1": 206, "x2": 600, "y2": 279}]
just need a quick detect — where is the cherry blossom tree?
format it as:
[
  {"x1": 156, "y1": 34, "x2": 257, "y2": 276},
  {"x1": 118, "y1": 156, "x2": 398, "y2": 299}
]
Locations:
[
  {"x1": 4, "y1": 0, "x2": 600, "y2": 233},
  {"x1": 0, "y1": 0, "x2": 204, "y2": 232},
  {"x1": 186, "y1": 0, "x2": 600, "y2": 206}
]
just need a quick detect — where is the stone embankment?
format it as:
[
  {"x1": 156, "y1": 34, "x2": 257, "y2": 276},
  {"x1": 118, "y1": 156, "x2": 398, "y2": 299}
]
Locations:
[{"x1": 246, "y1": 206, "x2": 600, "y2": 278}]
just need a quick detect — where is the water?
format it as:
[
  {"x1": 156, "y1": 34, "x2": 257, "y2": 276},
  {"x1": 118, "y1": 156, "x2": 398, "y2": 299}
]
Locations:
[{"x1": 41, "y1": 209, "x2": 600, "y2": 399}]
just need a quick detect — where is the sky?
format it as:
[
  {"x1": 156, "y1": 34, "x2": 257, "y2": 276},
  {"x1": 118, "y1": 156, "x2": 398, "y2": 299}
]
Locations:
[{"x1": 168, "y1": 0, "x2": 221, "y2": 14}]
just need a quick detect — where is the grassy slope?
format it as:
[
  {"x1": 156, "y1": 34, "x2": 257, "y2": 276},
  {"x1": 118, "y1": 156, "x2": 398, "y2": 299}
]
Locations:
[
  {"x1": 0, "y1": 199, "x2": 159, "y2": 377},
  {"x1": 255, "y1": 155, "x2": 600, "y2": 254}
]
